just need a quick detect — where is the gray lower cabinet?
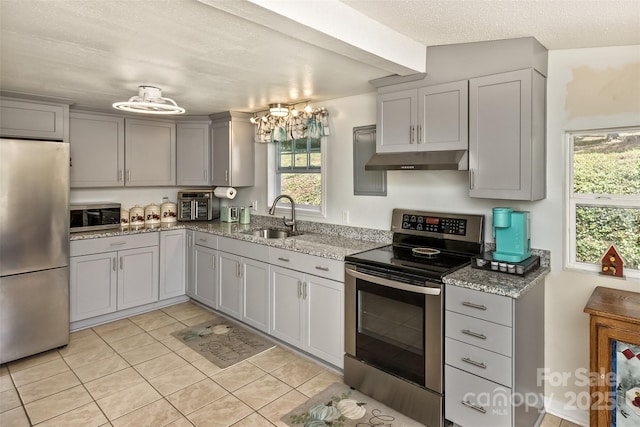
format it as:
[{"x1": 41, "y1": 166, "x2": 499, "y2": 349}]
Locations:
[
  {"x1": 468, "y1": 68, "x2": 546, "y2": 200},
  {"x1": 191, "y1": 232, "x2": 218, "y2": 308},
  {"x1": 444, "y1": 283, "x2": 545, "y2": 427},
  {"x1": 0, "y1": 97, "x2": 68, "y2": 141},
  {"x1": 177, "y1": 120, "x2": 211, "y2": 186},
  {"x1": 69, "y1": 233, "x2": 159, "y2": 322},
  {"x1": 269, "y1": 248, "x2": 344, "y2": 368},
  {"x1": 217, "y1": 237, "x2": 270, "y2": 333},
  {"x1": 160, "y1": 229, "x2": 186, "y2": 300},
  {"x1": 210, "y1": 111, "x2": 255, "y2": 187}
]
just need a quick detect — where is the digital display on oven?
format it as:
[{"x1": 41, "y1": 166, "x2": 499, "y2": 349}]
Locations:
[{"x1": 401, "y1": 214, "x2": 467, "y2": 235}]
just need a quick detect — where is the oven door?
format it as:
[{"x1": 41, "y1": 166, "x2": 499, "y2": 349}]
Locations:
[{"x1": 345, "y1": 264, "x2": 443, "y2": 393}]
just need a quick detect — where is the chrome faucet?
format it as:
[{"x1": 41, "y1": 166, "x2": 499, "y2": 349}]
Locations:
[{"x1": 269, "y1": 194, "x2": 297, "y2": 231}]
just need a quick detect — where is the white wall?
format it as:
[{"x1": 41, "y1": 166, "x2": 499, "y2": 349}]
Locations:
[{"x1": 233, "y1": 44, "x2": 640, "y2": 426}]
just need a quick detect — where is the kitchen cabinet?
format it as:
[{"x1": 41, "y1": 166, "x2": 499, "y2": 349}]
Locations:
[
  {"x1": 185, "y1": 230, "x2": 196, "y2": 298},
  {"x1": 125, "y1": 118, "x2": 176, "y2": 186},
  {"x1": 376, "y1": 80, "x2": 468, "y2": 153},
  {"x1": 177, "y1": 120, "x2": 211, "y2": 186},
  {"x1": 584, "y1": 286, "x2": 640, "y2": 427},
  {"x1": 217, "y1": 236, "x2": 270, "y2": 333},
  {"x1": 210, "y1": 111, "x2": 254, "y2": 187},
  {"x1": 191, "y1": 231, "x2": 218, "y2": 308},
  {"x1": 69, "y1": 112, "x2": 125, "y2": 187},
  {"x1": 444, "y1": 283, "x2": 544, "y2": 427},
  {"x1": 270, "y1": 248, "x2": 344, "y2": 367},
  {"x1": 159, "y1": 229, "x2": 186, "y2": 300},
  {"x1": 468, "y1": 68, "x2": 546, "y2": 200},
  {"x1": 70, "y1": 233, "x2": 159, "y2": 322},
  {"x1": 0, "y1": 97, "x2": 68, "y2": 141}
]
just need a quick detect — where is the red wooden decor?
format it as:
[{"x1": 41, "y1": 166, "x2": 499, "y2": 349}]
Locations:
[{"x1": 600, "y1": 245, "x2": 624, "y2": 277}]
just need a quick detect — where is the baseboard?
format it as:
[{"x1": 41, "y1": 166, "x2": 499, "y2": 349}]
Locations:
[{"x1": 545, "y1": 396, "x2": 589, "y2": 426}]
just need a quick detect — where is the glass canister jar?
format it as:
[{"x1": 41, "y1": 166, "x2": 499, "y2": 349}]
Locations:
[
  {"x1": 144, "y1": 203, "x2": 161, "y2": 227},
  {"x1": 160, "y1": 200, "x2": 177, "y2": 224}
]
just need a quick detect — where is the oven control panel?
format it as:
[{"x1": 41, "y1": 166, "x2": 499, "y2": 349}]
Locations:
[{"x1": 401, "y1": 214, "x2": 467, "y2": 235}]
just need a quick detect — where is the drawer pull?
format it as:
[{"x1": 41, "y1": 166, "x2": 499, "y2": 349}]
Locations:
[
  {"x1": 110, "y1": 241, "x2": 126, "y2": 247},
  {"x1": 462, "y1": 329, "x2": 487, "y2": 340},
  {"x1": 199, "y1": 238, "x2": 208, "y2": 242},
  {"x1": 278, "y1": 257, "x2": 290, "y2": 262},
  {"x1": 462, "y1": 357, "x2": 487, "y2": 369},
  {"x1": 462, "y1": 400, "x2": 486, "y2": 414},
  {"x1": 315, "y1": 266, "x2": 329, "y2": 271},
  {"x1": 462, "y1": 301, "x2": 487, "y2": 310}
]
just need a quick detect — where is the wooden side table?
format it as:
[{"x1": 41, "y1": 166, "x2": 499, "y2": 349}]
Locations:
[{"x1": 584, "y1": 286, "x2": 640, "y2": 426}]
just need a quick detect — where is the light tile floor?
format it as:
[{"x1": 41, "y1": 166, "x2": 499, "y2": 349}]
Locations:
[{"x1": 0, "y1": 301, "x2": 581, "y2": 426}]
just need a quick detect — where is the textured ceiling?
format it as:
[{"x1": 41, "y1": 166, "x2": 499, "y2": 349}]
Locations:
[{"x1": 1, "y1": 0, "x2": 638, "y2": 116}]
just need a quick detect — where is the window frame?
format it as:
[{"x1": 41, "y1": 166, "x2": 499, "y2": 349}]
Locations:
[
  {"x1": 268, "y1": 136, "x2": 327, "y2": 218},
  {"x1": 565, "y1": 127, "x2": 640, "y2": 278}
]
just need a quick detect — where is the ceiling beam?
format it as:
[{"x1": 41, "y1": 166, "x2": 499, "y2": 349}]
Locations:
[{"x1": 197, "y1": 0, "x2": 426, "y2": 76}]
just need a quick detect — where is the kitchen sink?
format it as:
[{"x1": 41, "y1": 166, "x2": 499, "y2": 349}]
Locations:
[{"x1": 244, "y1": 228, "x2": 303, "y2": 239}]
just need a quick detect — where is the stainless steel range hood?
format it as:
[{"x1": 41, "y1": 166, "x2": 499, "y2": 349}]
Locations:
[{"x1": 365, "y1": 150, "x2": 468, "y2": 171}]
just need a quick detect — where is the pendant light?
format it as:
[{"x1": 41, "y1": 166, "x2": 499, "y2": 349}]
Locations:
[{"x1": 112, "y1": 85, "x2": 186, "y2": 115}]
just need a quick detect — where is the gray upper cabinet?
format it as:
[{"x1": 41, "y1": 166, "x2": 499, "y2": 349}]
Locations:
[
  {"x1": 469, "y1": 68, "x2": 546, "y2": 200},
  {"x1": 177, "y1": 121, "x2": 211, "y2": 186},
  {"x1": 0, "y1": 97, "x2": 68, "y2": 141},
  {"x1": 125, "y1": 118, "x2": 176, "y2": 186},
  {"x1": 377, "y1": 80, "x2": 468, "y2": 153},
  {"x1": 70, "y1": 112, "x2": 125, "y2": 187},
  {"x1": 210, "y1": 111, "x2": 254, "y2": 187}
]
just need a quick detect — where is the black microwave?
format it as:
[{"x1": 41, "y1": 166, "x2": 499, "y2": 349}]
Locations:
[{"x1": 70, "y1": 203, "x2": 121, "y2": 233}]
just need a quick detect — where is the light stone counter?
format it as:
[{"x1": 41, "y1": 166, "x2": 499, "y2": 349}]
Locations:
[{"x1": 70, "y1": 215, "x2": 391, "y2": 261}]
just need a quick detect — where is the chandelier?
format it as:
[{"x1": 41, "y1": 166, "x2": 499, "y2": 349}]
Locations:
[
  {"x1": 112, "y1": 86, "x2": 186, "y2": 115},
  {"x1": 250, "y1": 102, "x2": 329, "y2": 143}
]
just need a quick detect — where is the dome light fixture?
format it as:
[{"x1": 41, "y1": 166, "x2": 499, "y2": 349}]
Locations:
[
  {"x1": 269, "y1": 103, "x2": 289, "y2": 117},
  {"x1": 112, "y1": 85, "x2": 186, "y2": 115}
]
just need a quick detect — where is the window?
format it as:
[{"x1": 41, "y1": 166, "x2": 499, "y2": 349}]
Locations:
[
  {"x1": 567, "y1": 128, "x2": 640, "y2": 276},
  {"x1": 274, "y1": 136, "x2": 325, "y2": 215}
]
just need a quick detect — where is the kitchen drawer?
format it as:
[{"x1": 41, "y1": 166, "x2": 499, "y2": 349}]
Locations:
[
  {"x1": 445, "y1": 337, "x2": 512, "y2": 387},
  {"x1": 269, "y1": 247, "x2": 344, "y2": 282},
  {"x1": 446, "y1": 284, "x2": 512, "y2": 327},
  {"x1": 218, "y1": 236, "x2": 268, "y2": 263},
  {"x1": 70, "y1": 233, "x2": 158, "y2": 256},
  {"x1": 446, "y1": 311, "x2": 512, "y2": 357},
  {"x1": 445, "y1": 365, "x2": 512, "y2": 427},
  {"x1": 194, "y1": 231, "x2": 217, "y2": 250}
]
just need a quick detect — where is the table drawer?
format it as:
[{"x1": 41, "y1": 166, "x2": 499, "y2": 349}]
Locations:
[
  {"x1": 446, "y1": 311, "x2": 512, "y2": 357},
  {"x1": 71, "y1": 233, "x2": 158, "y2": 256},
  {"x1": 445, "y1": 365, "x2": 512, "y2": 427},
  {"x1": 269, "y1": 247, "x2": 344, "y2": 282},
  {"x1": 194, "y1": 231, "x2": 217, "y2": 250},
  {"x1": 446, "y1": 285, "x2": 512, "y2": 326},
  {"x1": 445, "y1": 337, "x2": 512, "y2": 387}
]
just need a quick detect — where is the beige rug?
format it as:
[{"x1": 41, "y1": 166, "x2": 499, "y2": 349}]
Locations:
[
  {"x1": 171, "y1": 318, "x2": 274, "y2": 368},
  {"x1": 282, "y1": 383, "x2": 425, "y2": 427}
]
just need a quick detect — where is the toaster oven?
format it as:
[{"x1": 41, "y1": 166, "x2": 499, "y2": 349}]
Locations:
[{"x1": 177, "y1": 190, "x2": 219, "y2": 221}]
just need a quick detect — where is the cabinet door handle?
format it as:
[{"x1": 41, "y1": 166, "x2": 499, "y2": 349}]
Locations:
[
  {"x1": 469, "y1": 168, "x2": 475, "y2": 189},
  {"x1": 278, "y1": 257, "x2": 290, "y2": 262},
  {"x1": 225, "y1": 170, "x2": 229, "y2": 182},
  {"x1": 462, "y1": 329, "x2": 487, "y2": 340},
  {"x1": 410, "y1": 125, "x2": 415, "y2": 144},
  {"x1": 315, "y1": 265, "x2": 329, "y2": 272},
  {"x1": 110, "y1": 241, "x2": 126, "y2": 247},
  {"x1": 112, "y1": 257, "x2": 117, "y2": 271},
  {"x1": 126, "y1": 170, "x2": 131, "y2": 182},
  {"x1": 119, "y1": 256, "x2": 123, "y2": 270},
  {"x1": 236, "y1": 262, "x2": 241, "y2": 277},
  {"x1": 199, "y1": 238, "x2": 208, "y2": 243},
  {"x1": 303, "y1": 282, "x2": 307, "y2": 299},
  {"x1": 118, "y1": 169, "x2": 123, "y2": 182},
  {"x1": 462, "y1": 357, "x2": 487, "y2": 369},
  {"x1": 297, "y1": 280, "x2": 302, "y2": 298},
  {"x1": 417, "y1": 124, "x2": 422, "y2": 144},
  {"x1": 462, "y1": 301, "x2": 487, "y2": 311},
  {"x1": 462, "y1": 400, "x2": 486, "y2": 414},
  {"x1": 212, "y1": 256, "x2": 216, "y2": 270}
]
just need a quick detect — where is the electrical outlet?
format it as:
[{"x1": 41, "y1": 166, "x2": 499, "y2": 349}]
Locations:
[
  {"x1": 342, "y1": 210, "x2": 350, "y2": 224},
  {"x1": 252, "y1": 200, "x2": 258, "y2": 212}
]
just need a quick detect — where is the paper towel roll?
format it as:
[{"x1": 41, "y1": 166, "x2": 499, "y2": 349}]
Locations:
[{"x1": 214, "y1": 187, "x2": 237, "y2": 199}]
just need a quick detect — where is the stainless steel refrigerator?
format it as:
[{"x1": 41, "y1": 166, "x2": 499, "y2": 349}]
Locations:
[{"x1": 0, "y1": 138, "x2": 70, "y2": 364}]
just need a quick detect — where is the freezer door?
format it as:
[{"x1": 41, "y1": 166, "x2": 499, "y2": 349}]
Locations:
[
  {"x1": 0, "y1": 139, "x2": 70, "y2": 276},
  {"x1": 0, "y1": 267, "x2": 69, "y2": 364}
]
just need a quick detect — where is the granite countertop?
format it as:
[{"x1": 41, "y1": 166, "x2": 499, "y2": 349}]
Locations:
[
  {"x1": 443, "y1": 265, "x2": 550, "y2": 299},
  {"x1": 70, "y1": 216, "x2": 391, "y2": 261}
]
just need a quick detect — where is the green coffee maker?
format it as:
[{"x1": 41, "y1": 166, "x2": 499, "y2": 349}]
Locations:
[{"x1": 492, "y1": 208, "x2": 532, "y2": 262}]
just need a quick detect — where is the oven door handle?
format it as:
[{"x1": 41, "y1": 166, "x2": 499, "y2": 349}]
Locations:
[{"x1": 346, "y1": 268, "x2": 441, "y2": 296}]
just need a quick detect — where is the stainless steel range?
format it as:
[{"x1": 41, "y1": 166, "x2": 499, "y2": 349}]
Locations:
[{"x1": 344, "y1": 209, "x2": 484, "y2": 427}]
